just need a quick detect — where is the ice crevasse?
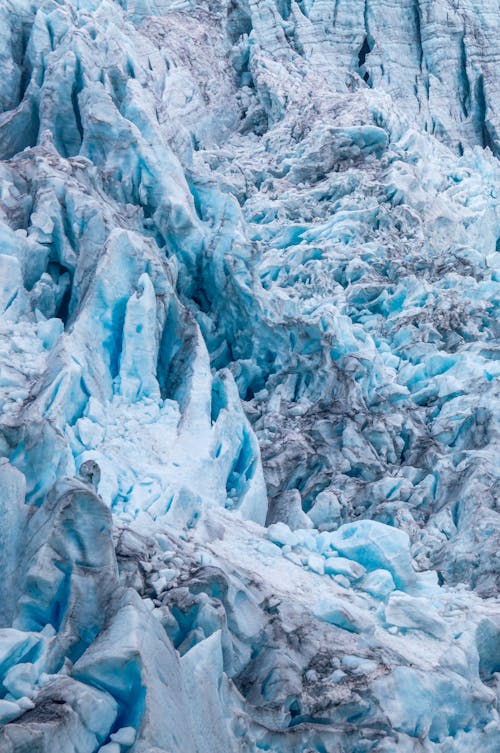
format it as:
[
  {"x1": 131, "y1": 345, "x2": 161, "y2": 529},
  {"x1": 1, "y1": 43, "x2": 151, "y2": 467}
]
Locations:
[{"x1": 0, "y1": 0, "x2": 498, "y2": 751}]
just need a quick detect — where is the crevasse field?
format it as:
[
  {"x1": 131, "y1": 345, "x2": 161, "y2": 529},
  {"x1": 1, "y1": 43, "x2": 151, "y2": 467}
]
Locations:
[{"x1": 0, "y1": 1, "x2": 499, "y2": 751}]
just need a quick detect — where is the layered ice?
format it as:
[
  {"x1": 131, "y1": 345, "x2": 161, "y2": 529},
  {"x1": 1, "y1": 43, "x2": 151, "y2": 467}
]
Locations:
[{"x1": 0, "y1": 1, "x2": 498, "y2": 752}]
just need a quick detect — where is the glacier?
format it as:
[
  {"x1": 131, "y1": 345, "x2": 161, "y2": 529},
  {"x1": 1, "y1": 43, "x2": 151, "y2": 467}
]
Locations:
[{"x1": 0, "y1": 0, "x2": 499, "y2": 751}]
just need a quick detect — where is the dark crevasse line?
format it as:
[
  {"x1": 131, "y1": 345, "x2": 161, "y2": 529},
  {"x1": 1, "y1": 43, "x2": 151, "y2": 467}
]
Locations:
[
  {"x1": 413, "y1": 0, "x2": 424, "y2": 71},
  {"x1": 475, "y1": 73, "x2": 496, "y2": 152},
  {"x1": 0, "y1": 1, "x2": 498, "y2": 752},
  {"x1": 358, "y1": 0, "x2": 374, "y2": 85},
  {"x1": 458, "y1": 32, "x2": 471, "y2": 118}
]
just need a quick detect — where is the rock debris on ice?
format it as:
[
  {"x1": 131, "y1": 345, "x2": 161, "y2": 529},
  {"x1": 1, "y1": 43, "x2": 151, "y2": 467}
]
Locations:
[{"x1": 0, "y1": 1, "x2": 498, "y2": 752}]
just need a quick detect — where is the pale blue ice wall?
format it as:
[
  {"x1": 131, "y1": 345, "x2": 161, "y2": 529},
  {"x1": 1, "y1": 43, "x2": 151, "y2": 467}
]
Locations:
[{"x1": 0, "y1": 1, "x2": 498, "y2": 752}]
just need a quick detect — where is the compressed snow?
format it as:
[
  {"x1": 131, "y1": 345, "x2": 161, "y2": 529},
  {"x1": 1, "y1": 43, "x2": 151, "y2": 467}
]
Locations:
[{"x1": 0, "y1": 0, "x2": 498, "y2": 752}]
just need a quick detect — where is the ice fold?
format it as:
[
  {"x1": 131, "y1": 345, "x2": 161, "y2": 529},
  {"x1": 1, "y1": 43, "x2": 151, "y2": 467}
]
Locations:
[{"x1": 0, "y1": 0, "x2": 498, "y2": 752}]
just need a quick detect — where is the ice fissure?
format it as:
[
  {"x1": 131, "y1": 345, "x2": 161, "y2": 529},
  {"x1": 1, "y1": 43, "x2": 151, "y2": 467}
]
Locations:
[{"x1": 0, "y1": 0, "x2": 498, "y2": 752}]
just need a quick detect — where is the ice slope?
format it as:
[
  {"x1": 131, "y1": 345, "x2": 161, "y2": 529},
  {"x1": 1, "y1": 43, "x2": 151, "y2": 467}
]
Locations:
[{"x1": 0, "y1": 0, "x2": 498, "y2": 752}]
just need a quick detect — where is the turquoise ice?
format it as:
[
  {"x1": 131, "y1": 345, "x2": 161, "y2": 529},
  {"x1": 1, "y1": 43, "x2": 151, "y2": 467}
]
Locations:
[{"x1": 0, "y1": 1, "x2": 498, "y2": 752}]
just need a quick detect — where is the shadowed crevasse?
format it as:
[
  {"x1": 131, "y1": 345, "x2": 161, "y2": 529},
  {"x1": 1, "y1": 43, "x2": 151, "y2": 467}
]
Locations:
[{"x1": 0, "y1": 1, "x2": 498, "y2": 752}]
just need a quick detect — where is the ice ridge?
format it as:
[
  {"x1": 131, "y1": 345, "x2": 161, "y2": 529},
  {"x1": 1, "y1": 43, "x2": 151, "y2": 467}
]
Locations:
[{"x1": 0, "y1": 1, "x2": 498, "y2": 752}]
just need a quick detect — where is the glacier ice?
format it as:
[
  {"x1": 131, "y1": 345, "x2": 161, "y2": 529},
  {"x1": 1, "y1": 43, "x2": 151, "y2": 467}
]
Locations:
[{"x1": 0, "y1": 0, "x2": 499, "y2": 751}]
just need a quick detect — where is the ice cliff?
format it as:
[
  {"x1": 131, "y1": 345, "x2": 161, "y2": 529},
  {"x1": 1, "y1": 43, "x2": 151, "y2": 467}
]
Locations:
[{"x1": 0, "y1": 0, "x2": 499, "y2": 751}]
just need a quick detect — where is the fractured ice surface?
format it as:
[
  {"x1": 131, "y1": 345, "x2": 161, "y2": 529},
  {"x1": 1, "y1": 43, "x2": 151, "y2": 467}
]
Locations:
[{"x1": 0, "y1": 0, "x2": 499, "y2": 751}]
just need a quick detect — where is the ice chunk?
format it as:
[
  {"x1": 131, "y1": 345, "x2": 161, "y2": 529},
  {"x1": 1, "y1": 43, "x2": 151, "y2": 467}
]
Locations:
[
  {"x1": 324, "y1": 556, "x2": 365, "y2": 581},
  {"x1": 307, "y1": 553, "x2": 325, "y2": 574},
  {"x1": 360, "y1": 569, "x2": 396, "y2": 599},
  {"x1": 266, "y1": 489, "x2": 312, "y2": 530},
  {"x1": 267, "y1": 522, "x2": 298, "y2": 548},
  {"x1": 2, "y1": 662, "x2": 37, "y2": 699},
  {"x1": 308, "y1": 490, "x2": 342, "y2": 531},
  {"x1": 0, "y1": 677, "x2": 117, "y2": 752},
  {"x1": 110, "y1": 726, "x2": 136, "y2": 745},
  {"x1": 384, "y1": 593, "x2": 446, "y2": 639},
  {"x1": 374, "y1": 666, "x2": 495, "y2": 742},
  {"x1": 0, "y1": 630, "x2": 42, "y2": 676},
  {"x1": 314, "y1": 598, "x2": 365, "y2": 633},
  {"x1": 330, "y1": 520, "x2": 416, "y2": 591},
  {"x1": 0, "y1": 699, "x2": 22, "y2": 724}
]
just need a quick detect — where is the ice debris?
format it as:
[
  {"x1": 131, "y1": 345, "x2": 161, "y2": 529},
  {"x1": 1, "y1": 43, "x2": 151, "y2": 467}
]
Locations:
[{"x1": 0, "y1": 0, "x2": 498, "y2": 752}]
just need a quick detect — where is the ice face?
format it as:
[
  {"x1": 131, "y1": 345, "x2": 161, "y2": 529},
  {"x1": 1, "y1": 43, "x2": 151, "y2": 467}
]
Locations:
[{"x1": 0, "y1": 1, "x2": 498, "y2": 752}]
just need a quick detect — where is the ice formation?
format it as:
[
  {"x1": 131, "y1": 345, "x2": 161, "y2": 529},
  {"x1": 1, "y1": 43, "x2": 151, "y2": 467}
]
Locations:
[{"x1": 0, "y1": 0, "x2": 499, "y2": 751}]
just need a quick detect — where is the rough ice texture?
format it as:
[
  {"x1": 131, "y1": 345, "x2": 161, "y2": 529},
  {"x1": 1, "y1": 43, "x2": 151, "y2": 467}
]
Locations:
[{"x1": 0, "y1": 0, "x2": 499, "y2": 752}]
